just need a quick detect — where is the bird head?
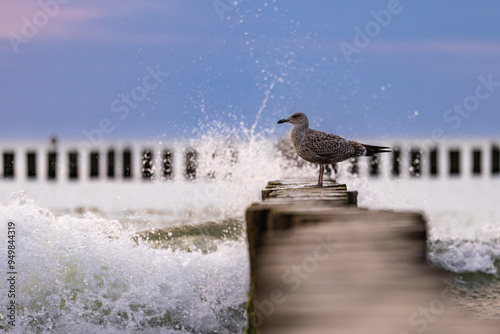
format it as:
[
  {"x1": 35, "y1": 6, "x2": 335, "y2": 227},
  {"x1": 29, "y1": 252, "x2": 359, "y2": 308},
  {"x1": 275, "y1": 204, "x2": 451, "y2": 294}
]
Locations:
[{"x1": 277, "y1": 112, "x2": 309, "y2": 126}]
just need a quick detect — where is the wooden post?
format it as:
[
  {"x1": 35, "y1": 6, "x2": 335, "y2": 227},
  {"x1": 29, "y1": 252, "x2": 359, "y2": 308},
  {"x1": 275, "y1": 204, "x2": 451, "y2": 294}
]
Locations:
[{"x1": 27, "y1": 151, "x2": 37, "y2": 179}]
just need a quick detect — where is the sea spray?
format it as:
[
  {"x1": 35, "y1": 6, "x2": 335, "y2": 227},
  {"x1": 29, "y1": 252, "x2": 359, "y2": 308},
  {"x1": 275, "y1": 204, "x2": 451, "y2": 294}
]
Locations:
[{"x1": 0, "y1": 193, "x2": 249, "y2": 333}]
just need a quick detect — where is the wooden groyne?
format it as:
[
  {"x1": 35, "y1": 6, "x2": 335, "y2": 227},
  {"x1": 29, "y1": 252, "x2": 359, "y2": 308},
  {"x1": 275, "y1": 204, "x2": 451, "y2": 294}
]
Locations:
[
  {"x1": 245, "y1": 180, "x2": 499, "y2": 334},
  {"x1": 1, "y1": 139, "x2": 500, "y2": 182}
]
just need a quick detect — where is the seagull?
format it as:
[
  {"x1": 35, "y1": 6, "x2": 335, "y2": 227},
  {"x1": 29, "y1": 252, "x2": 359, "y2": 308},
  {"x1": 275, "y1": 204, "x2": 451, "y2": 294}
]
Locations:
[{"x1": 277, "y1": 112, "x2": 391, "y2": 187}]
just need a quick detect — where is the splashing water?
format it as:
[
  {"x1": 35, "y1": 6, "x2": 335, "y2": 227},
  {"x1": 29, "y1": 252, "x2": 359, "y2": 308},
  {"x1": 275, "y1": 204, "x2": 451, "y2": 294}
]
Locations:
[{"x1": 0, "y1": 193, "x2": 250, "y2": 333}]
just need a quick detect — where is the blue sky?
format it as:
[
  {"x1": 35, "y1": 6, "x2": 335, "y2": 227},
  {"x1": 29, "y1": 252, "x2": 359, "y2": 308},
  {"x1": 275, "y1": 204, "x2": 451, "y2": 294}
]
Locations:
[{"x1": 1, "y1": 0, "x2": 500, "y2": 141}]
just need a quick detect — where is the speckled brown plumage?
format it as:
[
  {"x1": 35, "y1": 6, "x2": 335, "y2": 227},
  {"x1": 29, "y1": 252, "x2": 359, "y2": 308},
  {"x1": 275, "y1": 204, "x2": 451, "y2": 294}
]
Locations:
[{"x1": 278, "y1": 112, "x2": 391, "y2": 186}]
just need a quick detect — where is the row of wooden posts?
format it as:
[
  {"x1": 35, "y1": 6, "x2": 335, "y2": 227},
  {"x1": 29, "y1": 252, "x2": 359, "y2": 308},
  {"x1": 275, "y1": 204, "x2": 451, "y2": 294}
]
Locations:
[
  {"x1": 360, "y1": 145, "x2": 500, "y2": 177},
  {"x1": 0, "y1": 142, "x2": 499, "y2": 181},
  {"x1": 0, "y1": 147, "x2": 197, "y2": 181}
]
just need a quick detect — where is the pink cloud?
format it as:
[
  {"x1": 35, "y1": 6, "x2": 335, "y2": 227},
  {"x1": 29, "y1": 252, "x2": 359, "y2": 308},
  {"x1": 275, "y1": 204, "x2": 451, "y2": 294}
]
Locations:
[
  {"x1": 0, "y1": 0, "x2": 176, "y2": 46},
  {"x1": 0, "y1": 2, "x2": 103, "y2": 37}
]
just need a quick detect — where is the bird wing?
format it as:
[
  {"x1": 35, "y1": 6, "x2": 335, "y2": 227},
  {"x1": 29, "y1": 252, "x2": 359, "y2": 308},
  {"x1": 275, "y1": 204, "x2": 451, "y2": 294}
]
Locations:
[{"x1": 302, "y1": 129, "x2": 355, "y2": 158}]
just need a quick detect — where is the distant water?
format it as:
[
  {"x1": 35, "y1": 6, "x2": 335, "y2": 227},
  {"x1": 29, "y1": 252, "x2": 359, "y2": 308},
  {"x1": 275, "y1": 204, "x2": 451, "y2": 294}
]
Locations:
[{"x1": 1, "y1": 138, "x2": 500, "y2": 332}]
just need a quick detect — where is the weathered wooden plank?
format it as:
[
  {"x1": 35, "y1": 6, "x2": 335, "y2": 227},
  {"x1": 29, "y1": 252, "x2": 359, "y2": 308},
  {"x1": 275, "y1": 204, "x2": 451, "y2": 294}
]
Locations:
[{"x1": 262, "y1": 179, "x2": 357, "y2": 205}]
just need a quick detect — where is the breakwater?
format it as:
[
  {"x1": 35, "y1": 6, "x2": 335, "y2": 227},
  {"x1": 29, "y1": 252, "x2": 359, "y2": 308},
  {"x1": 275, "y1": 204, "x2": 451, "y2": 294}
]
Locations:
[
  {"x1": 245, "y1": 180, "x2": 500, "y2": 333},
  {"x1": 1, "y1": 138, "x2": 499, "y2": 182}
]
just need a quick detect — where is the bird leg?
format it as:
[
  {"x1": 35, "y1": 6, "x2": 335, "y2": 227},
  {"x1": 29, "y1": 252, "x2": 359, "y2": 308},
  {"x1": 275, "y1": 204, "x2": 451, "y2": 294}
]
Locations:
[{"x1": 317, "y1": 164, "x2": 324, "y2": 187}]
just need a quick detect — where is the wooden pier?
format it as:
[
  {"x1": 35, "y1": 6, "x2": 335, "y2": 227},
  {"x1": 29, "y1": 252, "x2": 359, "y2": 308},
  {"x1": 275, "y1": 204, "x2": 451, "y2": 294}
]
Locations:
[{"x1": 245, "y1": 180, "x2": 499, "y2": 334}]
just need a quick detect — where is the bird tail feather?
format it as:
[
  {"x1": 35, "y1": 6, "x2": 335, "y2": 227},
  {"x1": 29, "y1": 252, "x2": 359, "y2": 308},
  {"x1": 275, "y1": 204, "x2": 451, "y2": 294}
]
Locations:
[{"x1": 362, "y1": 144, "x2": 392, "y2": 156}]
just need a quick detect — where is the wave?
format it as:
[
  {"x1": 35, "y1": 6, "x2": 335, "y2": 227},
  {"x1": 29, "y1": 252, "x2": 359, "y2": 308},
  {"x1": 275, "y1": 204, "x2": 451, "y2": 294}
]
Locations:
[
  {"x1": 428, "y1": 239, "x2": 500, "y2": 274},
  {"x1": 0, "y1": 193, "x2": 249, "y2": 333}
]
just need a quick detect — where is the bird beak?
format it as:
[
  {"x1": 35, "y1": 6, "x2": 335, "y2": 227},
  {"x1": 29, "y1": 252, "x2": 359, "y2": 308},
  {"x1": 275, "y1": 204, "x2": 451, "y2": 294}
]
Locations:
[{"x1": 277, "y1": 118, "x2": 288, "y2": 124}]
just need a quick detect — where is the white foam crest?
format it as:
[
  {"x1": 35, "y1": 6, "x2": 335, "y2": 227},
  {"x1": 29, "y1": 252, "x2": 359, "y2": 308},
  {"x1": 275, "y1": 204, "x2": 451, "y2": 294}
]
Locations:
[{"x1": 0, "y1": 193, "x2": 249, "y2": 333}]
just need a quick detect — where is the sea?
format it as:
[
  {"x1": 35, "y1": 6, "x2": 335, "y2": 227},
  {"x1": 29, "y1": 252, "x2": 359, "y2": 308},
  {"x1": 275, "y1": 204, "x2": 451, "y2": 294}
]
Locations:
[{"x1": 1, "y1": 136, "x2": 500, "y2": 333}]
